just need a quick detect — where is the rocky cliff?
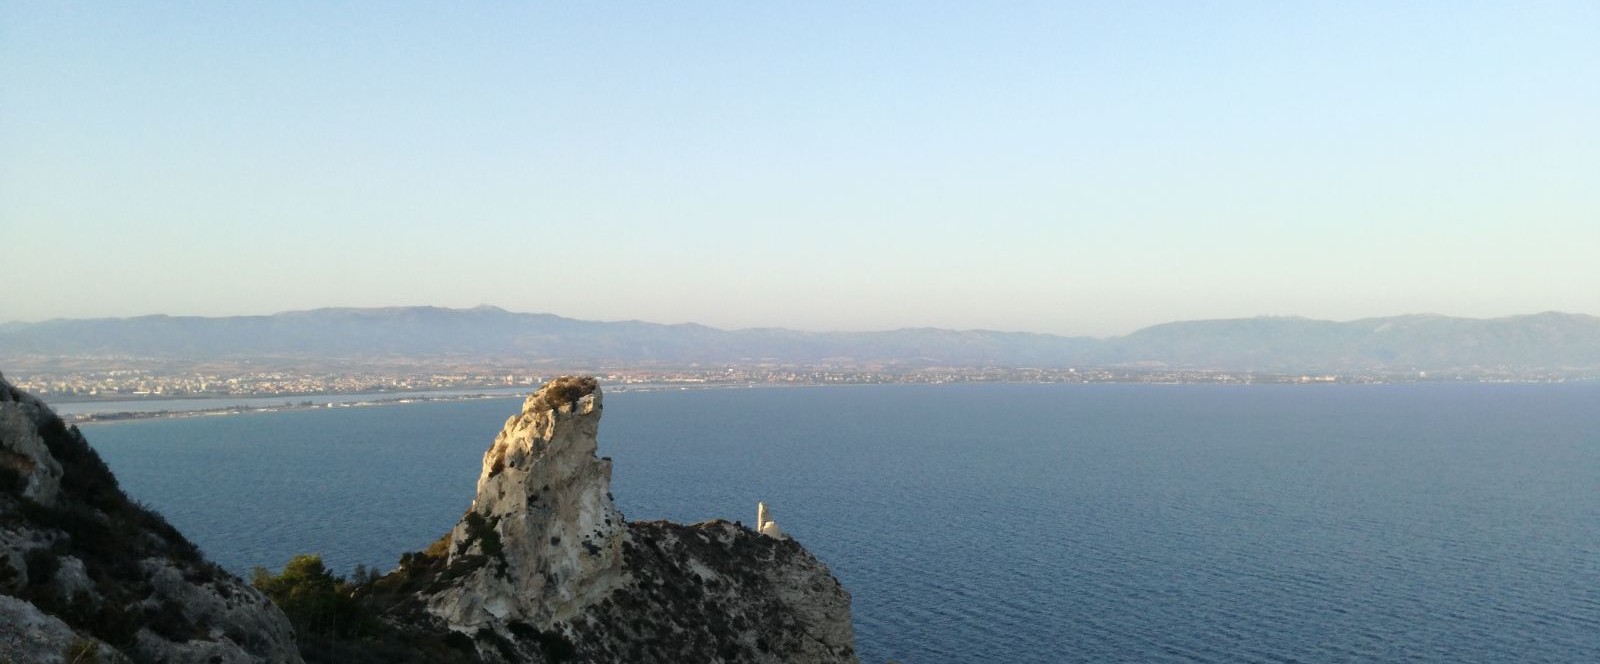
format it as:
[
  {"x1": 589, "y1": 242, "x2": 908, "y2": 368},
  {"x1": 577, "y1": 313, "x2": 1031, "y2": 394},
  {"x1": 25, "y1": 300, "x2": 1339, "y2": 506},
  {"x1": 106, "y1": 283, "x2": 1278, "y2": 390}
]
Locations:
[
  {"x1": 366, "y1": 376, "x2": 858, "y2": 663},
  {"x1": 0, "y1": 373, "x2": 302, "y2": 664}
]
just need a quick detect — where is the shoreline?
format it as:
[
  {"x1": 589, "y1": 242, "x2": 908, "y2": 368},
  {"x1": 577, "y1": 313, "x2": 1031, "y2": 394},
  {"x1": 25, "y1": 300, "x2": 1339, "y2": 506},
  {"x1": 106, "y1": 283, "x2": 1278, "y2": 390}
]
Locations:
[
  {"x1": 69, "y1": 392, "x2": 512, "y2": 425},
  {"x1": 65, "y1": 382, "x2": 790, "y2": 425}
]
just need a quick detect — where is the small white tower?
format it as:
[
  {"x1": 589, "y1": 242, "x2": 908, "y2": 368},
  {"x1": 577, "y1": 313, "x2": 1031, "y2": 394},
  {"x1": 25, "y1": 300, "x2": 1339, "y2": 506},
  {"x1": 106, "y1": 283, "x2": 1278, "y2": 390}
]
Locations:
[{"x1": 756, "y1": 501, "x2": 786, "y2": 539}]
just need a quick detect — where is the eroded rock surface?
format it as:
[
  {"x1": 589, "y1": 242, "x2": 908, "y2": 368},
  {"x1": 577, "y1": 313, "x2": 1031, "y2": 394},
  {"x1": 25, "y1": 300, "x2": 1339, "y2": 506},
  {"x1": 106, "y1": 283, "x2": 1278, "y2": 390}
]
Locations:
[{"x1": 429, "y1": 376, "x2": 627, "y2": 631}]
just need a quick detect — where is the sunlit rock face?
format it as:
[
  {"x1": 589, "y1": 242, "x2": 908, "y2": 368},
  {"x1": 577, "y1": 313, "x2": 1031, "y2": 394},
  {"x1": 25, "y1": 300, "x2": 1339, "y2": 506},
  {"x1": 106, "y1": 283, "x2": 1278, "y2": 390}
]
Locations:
[
  {"x1": 417, "y1": 376, "x2": 858, "y2": 663},
  {"x1": 428, "y1": 376, "x2": 627, "y2": 630},
  {"x1": 0, "y1": 373, "x2": 302, "y2": 664},
  {"x1": 757, "y1": 501, "x2": 787, "y2": 539}
]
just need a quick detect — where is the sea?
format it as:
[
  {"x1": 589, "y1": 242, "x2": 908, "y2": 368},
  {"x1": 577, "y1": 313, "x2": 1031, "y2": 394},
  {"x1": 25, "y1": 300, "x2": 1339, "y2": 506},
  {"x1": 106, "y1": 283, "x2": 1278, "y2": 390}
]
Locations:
[{"x1": 80, "y1": 383, "x2": 1600, "y2": 663}]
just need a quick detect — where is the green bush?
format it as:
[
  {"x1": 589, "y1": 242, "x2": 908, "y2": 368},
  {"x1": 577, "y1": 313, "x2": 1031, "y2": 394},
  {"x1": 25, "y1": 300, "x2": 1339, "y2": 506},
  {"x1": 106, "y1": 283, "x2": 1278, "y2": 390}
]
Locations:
[
  {"x1": 251, "y1": 554, "x2": 361, "y2": 638},
  {"x1": 63, "y1": 638, "x2": 100, "y2": 664},
  {"x1": 530, "y1": 376, "x2": 598, "y2": 413},
  {"x1": 457, "y1": 512, "x2": 503, "y2": 559}
]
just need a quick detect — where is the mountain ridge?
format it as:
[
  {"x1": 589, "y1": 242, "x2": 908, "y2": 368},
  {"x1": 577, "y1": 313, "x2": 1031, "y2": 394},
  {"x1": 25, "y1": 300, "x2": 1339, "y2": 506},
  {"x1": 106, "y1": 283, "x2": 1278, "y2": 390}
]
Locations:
[{"x1": 3, "y1": 307, "x2": 1599, "y2": 373}]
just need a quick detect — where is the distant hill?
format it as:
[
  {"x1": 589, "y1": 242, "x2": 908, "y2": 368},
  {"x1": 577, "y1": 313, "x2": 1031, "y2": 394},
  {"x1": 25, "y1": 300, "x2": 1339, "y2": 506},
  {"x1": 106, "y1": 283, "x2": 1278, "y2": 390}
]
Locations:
[
  {"x1": 3, "y1": 306, "x2": 1599, "y2": 373},
  {"x1": 1106, "y1": 312, "x2": 1600, "y2": 372}
]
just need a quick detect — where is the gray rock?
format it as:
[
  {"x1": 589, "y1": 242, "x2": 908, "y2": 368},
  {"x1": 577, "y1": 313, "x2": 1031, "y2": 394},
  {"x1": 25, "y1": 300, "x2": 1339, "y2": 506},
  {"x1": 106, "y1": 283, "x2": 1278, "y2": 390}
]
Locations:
[
  {"x1": 0, "y1": 397, "x2": 64, "y2": 507},
  {"x1": 127, "y1": 558, "x2": 300, "y2": 664},
  {"x1": 0, "y1": 594, "x2": 129, "y2": 664}
]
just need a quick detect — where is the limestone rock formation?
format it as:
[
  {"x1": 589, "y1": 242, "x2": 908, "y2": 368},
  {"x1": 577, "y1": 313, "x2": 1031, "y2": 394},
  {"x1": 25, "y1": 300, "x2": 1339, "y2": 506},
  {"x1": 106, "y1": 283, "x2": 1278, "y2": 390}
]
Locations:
[
  {"x1": 429, "y1": 375, "x2": 627, "y2": 631},
  {"x1": 394, "y1": 376, "x2": 858, "y2": 663},
  {"x1": 0, "y1": 373, "x2": 302, "y2": 663}
]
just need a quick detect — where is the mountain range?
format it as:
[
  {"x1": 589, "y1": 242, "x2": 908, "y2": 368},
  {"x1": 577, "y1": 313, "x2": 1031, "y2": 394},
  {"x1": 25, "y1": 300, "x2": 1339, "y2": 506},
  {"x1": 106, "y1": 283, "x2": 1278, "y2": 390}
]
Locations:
[{"x1": 4, "y1": 307, "x2": 1600, "y2": 374}]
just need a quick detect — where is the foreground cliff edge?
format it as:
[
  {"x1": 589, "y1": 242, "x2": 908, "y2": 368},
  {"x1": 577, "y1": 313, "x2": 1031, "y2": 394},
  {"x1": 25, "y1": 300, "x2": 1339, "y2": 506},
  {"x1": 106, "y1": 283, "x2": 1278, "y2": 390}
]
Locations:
[
  {"x1": 2, "y1": 373, "x2": 857, "y2": 663},
  {"x1": 0, "y1": 372, "x2": 302, "y2": 663}
]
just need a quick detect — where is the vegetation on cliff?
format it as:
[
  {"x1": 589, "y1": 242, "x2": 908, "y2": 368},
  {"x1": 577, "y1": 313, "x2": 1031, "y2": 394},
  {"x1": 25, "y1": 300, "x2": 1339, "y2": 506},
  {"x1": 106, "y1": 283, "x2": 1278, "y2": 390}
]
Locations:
[{"x1": 248, "y1": 549, "x2": 490, "y2": 664}]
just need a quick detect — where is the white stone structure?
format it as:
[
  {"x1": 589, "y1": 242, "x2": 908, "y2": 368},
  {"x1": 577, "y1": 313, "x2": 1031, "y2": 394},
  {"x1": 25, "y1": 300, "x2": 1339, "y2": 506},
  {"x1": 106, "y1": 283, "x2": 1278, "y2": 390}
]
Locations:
[{"x1": 757, "y1": 501, "x2": 786, "y2": 539}]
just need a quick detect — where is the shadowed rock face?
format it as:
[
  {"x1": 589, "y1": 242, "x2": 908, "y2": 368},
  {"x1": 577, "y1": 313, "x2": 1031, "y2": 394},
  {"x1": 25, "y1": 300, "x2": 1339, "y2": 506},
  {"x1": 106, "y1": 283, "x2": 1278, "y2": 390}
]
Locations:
[
  {"x1": 413, "y1": 376, "x2": 858, "y2": 663},
  {"x1": 0, "y1": 373, "x2": 302, "y2": 664},
  {"x1": 568, "y1": 520, "x2": 856, "y2": 663}
]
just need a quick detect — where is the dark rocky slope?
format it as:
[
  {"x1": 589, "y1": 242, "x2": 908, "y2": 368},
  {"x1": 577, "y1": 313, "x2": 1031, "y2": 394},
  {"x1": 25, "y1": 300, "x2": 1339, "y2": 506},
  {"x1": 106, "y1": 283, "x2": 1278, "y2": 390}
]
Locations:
[{"x1": 0, "y1": 373, "x2": 301, "y2": 663}]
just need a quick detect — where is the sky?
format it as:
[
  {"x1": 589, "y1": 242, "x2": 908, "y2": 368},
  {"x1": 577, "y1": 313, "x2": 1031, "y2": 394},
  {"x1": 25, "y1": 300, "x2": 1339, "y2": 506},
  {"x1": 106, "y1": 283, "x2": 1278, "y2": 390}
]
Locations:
[{"x1": 2, "y1": 2, "x2": 1596, "y2": 336}]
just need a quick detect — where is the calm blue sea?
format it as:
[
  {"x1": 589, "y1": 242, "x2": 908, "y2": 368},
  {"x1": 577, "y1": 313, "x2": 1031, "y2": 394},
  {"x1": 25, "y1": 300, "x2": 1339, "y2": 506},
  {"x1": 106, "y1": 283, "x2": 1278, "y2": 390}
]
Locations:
[{"x1": 82, "y1": 384, "x2": 1600, "y2": 663}]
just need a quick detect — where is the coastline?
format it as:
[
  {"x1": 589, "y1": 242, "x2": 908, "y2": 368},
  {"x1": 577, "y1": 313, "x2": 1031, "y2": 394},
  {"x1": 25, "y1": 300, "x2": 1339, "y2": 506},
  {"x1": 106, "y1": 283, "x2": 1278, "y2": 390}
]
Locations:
[
  {"x1": 68, "y1": 392, "x2": 513, "y2": 425},
  {"x1": 65, "y1": 382, "x2": 786, "y2": 425}
]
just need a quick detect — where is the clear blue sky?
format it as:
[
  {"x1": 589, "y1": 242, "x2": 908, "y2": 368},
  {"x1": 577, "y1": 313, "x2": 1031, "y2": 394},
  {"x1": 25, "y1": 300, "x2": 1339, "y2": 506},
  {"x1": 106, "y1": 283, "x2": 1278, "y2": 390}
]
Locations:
[{"x1": 2, "y1": 2, "x2": 1596, "y2": 336}]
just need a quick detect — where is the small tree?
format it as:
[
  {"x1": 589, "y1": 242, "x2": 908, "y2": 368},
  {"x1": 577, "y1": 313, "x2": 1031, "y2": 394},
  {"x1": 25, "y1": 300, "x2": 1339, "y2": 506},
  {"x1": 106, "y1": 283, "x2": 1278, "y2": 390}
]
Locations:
[{"x1": 252, "y1": 554, "x2": 360, "y2": 638}]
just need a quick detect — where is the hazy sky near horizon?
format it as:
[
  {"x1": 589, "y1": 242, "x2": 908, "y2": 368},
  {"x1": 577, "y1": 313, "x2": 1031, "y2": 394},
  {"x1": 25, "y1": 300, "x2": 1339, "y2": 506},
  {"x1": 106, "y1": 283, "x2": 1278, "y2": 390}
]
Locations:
[{"x1": 3, "y1": 2, "x2": 1596, "y2": 336}]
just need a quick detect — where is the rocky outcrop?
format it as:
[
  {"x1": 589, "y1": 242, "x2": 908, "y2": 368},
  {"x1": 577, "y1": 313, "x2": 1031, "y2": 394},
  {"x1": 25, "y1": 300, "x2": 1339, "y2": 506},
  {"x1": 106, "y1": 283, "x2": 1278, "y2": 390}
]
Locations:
[
  {"x1": 0, "y1": 372, "x2": 302, "y2": 664},
  {"x1": 429, "y1": 376, "x2": 628, "y2": 632},
  {"x1": 567, "y1": 519, "x2": 855, "y2": 662},
  {"x1": 385, "y1": 376, "x2": 857, "y2": 663}
]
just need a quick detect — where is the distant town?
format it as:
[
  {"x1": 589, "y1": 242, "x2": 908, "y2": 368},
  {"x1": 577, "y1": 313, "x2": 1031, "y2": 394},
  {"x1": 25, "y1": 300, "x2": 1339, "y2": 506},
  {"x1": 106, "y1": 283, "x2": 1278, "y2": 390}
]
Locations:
[
  {"x1": 6, "y1": 308, "x2": 1597, "y2": 405},
  {"x1": 10, "y1": 361, "x2": 1589, "y2": 405}
]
